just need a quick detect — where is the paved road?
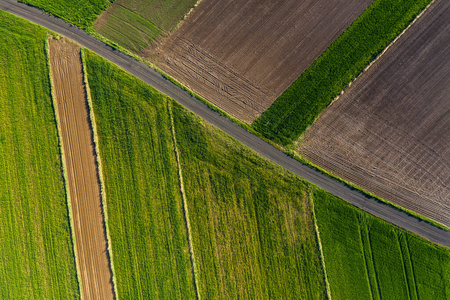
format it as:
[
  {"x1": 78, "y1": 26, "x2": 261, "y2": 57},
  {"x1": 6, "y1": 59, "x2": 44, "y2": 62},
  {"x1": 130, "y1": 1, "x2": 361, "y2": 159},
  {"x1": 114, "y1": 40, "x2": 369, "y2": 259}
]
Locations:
[{"x1": 2, "y1": 0, "x2": 448, "y2": 248}]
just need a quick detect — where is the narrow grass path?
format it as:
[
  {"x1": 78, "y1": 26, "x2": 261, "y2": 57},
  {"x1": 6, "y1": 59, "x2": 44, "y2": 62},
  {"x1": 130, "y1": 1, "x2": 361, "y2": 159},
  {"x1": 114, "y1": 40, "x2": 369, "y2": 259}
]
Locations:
[{"x1": 168, "y1": 102, "x2": 201, "y2": 300}]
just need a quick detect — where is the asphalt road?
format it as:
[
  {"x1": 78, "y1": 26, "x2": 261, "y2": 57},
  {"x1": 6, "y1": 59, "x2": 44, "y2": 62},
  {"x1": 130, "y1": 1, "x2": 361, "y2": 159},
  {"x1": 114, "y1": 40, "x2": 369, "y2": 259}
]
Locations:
[{"x1": 2, "y1": 0, "x2": 448, "y2": 248}]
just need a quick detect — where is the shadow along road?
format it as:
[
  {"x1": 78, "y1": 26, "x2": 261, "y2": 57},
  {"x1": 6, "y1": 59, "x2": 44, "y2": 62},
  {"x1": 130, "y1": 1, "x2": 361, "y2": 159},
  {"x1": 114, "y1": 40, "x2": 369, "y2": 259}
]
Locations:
[{"x1": 1, "y1": 0, "x2": 448, "y2": 248}]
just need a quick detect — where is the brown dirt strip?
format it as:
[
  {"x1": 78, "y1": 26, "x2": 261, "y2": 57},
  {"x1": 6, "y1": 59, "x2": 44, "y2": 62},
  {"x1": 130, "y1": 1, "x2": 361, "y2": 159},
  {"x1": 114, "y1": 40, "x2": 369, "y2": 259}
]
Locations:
[
  {"x1": 49, "y1": 38, "x2": 115, "y2": 299},
  {"x1": 149, "y1": 0, "x2": 373, "y2": 123},
  {"x1": 300, "y1": 0, "x2": 450, "y2": 228}
]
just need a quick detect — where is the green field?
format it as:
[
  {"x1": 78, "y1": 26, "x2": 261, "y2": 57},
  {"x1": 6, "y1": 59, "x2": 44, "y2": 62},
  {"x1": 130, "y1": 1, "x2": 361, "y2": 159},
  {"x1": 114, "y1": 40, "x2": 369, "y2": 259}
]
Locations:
[
  {"x1": 85, "y1": 50, "x2": 327, "y2": 299},
  {"x1": 19, "y1": 0, "x2": 111, "y2": 28},
  {"x1": 173, "y1": 105, "x2": 326, "y2": 299},
  {"x1": 0, "y1": 11, "x2": 79, "y2": 299},
  {"x1": 313, "y1": 188, "x2": 450, "y2": 300},
  {"x1": 85, "y1": 50, "x2": 196, "y2": 299},
  {"x1": 253, "y1": 0, "x2": 432, "y2": 145},
  {"x1": 95, "y1": 0, "x2": 198, "y2": 53}
]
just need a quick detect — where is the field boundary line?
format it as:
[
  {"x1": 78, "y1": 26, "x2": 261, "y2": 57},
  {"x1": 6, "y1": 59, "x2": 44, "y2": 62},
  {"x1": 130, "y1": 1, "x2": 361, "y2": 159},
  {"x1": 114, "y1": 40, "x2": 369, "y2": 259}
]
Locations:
[
  {"x1": 171, "y1": 0, "x2": 204, "y2": 32},
  {"x1": 397, "y1": 232, "x2": 419, "y2": 300},
  {"x1": 405, "y1": 237, "x2": 420, "y2": 300},
  {"x1": 366, "y1": 225, "x2": 382, "y2": 300},
  {"x1": 358, "y1": 217, "x2": 380, "y2": 300},
  {"x1": 330, "y1": 0, "x2": 437, "y2": 107},
  {"x1": 46, "y1": 36, "x2": 82, "y2": 299},
  {"x1": 309, "y1": 189, "x2": 332, "y2": 300},
  {"x1": 168, "y1": 102, "x2": 201, "y2": 300},
  {"x1": 80, "y1": 47, "x2": 119, "y2": 299},
  {"x1": 396, "y1": 232, "x2": 412, "y2": 300}
]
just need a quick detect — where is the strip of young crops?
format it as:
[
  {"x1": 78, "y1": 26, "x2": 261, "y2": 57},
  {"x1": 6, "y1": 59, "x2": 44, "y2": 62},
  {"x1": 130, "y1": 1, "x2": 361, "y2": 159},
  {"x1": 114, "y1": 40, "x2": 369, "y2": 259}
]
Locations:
[
  {"x1": 19, "y1": 0, "x2": 111, "y2": 28},
  {"x1": 313, "y1": 188, "x2": 450, "y2": 300},
  {"x1": 253, "y1": 0, "x2": 432, "y2": 145},
  {"x1": 172, "y1": 104, "x2": 327, "y2": 299},
  {"x1": 84, "y1": 50, "x2": 196, "y2": 299},
  {"x1": 0, "y1": 11, "x2": 79, "y2": 299}
]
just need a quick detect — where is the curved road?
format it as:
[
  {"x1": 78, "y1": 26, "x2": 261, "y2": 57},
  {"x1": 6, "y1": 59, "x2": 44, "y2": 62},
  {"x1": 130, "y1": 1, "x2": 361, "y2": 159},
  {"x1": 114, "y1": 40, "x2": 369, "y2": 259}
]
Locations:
[{"x1": 2, "y1": 0, "x2": 448, "y2": 248}]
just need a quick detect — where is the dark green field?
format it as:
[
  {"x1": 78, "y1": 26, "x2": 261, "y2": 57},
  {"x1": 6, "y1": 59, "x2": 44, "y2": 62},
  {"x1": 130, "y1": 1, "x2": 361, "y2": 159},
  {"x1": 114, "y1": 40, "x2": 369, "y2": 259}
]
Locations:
[
  {"x1": 0, "y1": 11, "x2": 79, "y2": 299},
  {"x1": 95, "y1": 0, "x2": 198, "y2": 53},
  {"x1": 85, "y1": 50, "x2": 327, "y2": 299},
  {"x1": 253, "y1": 0, "x2": 432, "y2": 145},
  {"x1": 19, "y1": 0, "x2": 111, "y2": 28},
  {"x1": 314, "y1": 189, "x2": 450, "y2": 300}
]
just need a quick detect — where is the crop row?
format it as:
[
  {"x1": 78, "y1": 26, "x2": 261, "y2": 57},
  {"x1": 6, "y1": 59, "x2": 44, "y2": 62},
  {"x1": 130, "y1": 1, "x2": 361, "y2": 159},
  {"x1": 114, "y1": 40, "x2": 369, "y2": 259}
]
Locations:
[{"x1": 313, "y1": 188, "x2": 450, "y2": 300}]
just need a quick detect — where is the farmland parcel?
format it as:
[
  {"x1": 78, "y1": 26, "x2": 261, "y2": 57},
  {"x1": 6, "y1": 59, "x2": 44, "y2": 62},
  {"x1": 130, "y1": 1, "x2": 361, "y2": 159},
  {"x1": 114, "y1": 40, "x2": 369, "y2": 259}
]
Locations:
[
  {"x1": 94, "y1": 0, "x2": 198, "y2": 53},
  {"x1": 314, "y1": 189, "x2": 450, "y2": 300},
  {"x1": 152, "y1": 0, "x2": 373, "y2": 123},
  {"x1": 84, "y1": 51, "x2": 327, "y2": 299},
  {"x1": 49, "y1": 38, "x2": 115, "y2": 299},
  {"x1": 300, "y1": 0, "x2": 450, "y2": 227},
  {"x1": 0, "y1": 11, "x2": 78, "y2": 299}
]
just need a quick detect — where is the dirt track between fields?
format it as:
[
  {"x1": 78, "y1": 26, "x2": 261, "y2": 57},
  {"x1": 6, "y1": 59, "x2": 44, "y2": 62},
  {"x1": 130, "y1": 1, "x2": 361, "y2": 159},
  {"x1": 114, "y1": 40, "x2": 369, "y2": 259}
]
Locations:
[
  {"x1": 1, "y1": 0, "x2": 448, "y2": 248},
  {"x1": 49, "y1": 38, "x2": 115, "y2": 299},
  {"x1": 300, "y1": 0, "x2": 450, "y2": 228},
  {"x1": 149, "y1": 0, "x2": 373, "y2": 122}
]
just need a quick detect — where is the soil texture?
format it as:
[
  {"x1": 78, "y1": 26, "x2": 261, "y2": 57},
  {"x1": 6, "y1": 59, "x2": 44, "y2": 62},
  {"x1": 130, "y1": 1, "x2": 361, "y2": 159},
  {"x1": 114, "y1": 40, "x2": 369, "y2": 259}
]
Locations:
[
  {"x1": 150, "y1": 0, "x2": 373, "y2": 122},
  {"x1": 300, "y1": 0, "x2": 450, "y2": 227},
  {"x1": 49, "y1": 38, "x2": 115, "y2": 299}
]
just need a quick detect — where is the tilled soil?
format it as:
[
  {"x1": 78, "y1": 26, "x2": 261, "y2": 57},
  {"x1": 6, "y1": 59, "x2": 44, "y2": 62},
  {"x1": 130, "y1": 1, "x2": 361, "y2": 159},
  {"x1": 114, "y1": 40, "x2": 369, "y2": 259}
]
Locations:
[
  {"x1": 149, "y1": 0, "x2": 373, "y2": 123},
  {"x1": 300, "y1": 0, "x2": 450, "y2": 227},
  {"x1": 49, "y1": 38, "x2": 115, "y2": 299}
]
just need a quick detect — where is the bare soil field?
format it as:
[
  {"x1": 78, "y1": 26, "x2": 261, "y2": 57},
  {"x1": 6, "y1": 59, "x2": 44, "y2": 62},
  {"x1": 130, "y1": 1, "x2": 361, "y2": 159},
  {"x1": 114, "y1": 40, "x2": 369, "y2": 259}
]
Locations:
[
  {"x1": 300, "y1": 0, "x2": 450, "y2": 227},
  {"x1": 49, "y1": 38, "x2": 115, "y2": 299},
  {"x1": 150, "y1": 0, "x2": 373, "y2": 122}
]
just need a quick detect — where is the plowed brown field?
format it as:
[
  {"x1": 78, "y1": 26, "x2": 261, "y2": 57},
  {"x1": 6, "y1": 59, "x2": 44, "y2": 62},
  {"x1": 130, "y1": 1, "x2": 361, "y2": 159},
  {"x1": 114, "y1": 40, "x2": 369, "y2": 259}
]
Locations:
[
  {"x1": 300, "y1": 0, "x2": 450, "y2": 227},
  {"x1": 149, "y1": 0, "x2": 373, "y2": 122},
  {"x1": 49, "y1": 38, "x2": 115, "y2": 299}
]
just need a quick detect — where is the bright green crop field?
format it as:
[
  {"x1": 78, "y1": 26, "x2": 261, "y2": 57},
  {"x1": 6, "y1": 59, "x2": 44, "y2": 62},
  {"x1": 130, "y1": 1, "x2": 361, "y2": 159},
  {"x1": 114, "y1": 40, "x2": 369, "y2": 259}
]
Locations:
[
  {"x1": 172, "y1": 104, "x2": 326, "y2": 299},
  {"x1": 85, "y1": 50, "x2": 327, "y2": 299},
  {"x1": 313, "y1": 188, "x2": 450, "y2": 300},
  {"x1": 0, "y1": 11, "x2": 79, "y2": 299},
  {"x1": 85, "y1": 50, "x2": 196, "y2": 299},
  {"x1": 95, "y1": 0, "x2": 198, "y2": 53},
  {"x1": 19, "y1": 0, "x2": 111, "y2": 28},
  {"x1": 254, "y1": 0, "x2": 432, "y2": 145}
]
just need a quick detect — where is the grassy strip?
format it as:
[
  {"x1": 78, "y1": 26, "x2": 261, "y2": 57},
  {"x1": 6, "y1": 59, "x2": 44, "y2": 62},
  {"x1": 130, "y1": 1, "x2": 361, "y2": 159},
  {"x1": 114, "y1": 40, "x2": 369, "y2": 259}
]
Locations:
[
  {"x1": 168, "y1": 103, "x2": 201, "y2": 299},
  {"x1": 85, "y1": 50, "x2": 196, "y2": 299},
  {"x1": 253, "y1": 0, "x2": 432, "y2": 145},
  {"x1": 359, "y1": 219, "x2": 381, "y2": 300},
  {"x1": 0, "y1": 11, "x2": 79, "y2": 299},
  {"x1": 398, "y1": 233, "x2": 419, "y2": 300},
  {"x1": 80, "y1": 48, "x2": 118, "y2": 299},
  {"x1": 313, "y1": 188, "x2": 450, "y2": 300},
  {"x1": 18, "y1": 0, "x2": 111, "y2": 28},
  {"x1": 308, "y1": 189, "x2": 332, "y2": 300},
  {"x1": 46, "y1": 37, "x2": 82, "y2": 300},
  {"x1": 172, "y1": 104, "x2": 327, "y2": 299}
]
